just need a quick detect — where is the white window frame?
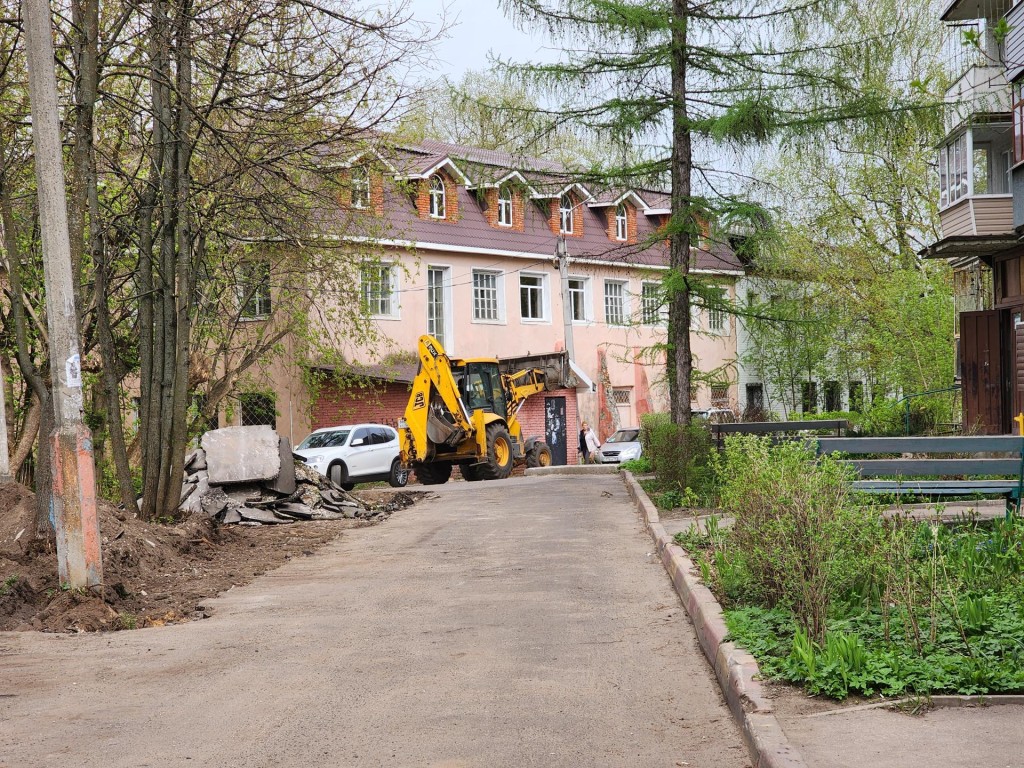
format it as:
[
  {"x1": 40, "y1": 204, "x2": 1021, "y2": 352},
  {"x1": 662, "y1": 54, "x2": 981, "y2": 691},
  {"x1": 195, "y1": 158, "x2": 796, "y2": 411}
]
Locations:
[
  {"x1": 238, "y1": 260, "x2": 271, "y2": 320},
  {"x1": 559, "y1": 194, "x2": 574, "y2": 234},
  {"x1": 567, "y1": 276, "x2": 592, "y2": 323},
  {"x1": 351, "y1": 166, "x2": 370, "y2": 209},
  {"x1": 519, "y1": 272, "x2": 549, "y2": 323},
  {"x1": 615, "y1": 203, "x2": 628, "y2": 241},
  {"x1": 640, "y1": 281, "x2": 665, "y2": 325},
  {"x1": 497, "y1": 186, "x2": 513, "y2": 227},
  {"x1": 706, "y1": 285, "x2": 727, "y2": 334},
  {"x1": 604, "y1": 280, "x2": 628, "y2": 326},
  {"x1": 427, "y1": 264, "x2": 453, "y2": 350},
  {"x1": 939, "y1": 132, "x2": 969, "y2": 210},
  {"x1": 472, "y1": 269, "x2": 505, "y2": 323},
  {"x1": 428, "y1": 174, "x2": 446, "y2": 219},
  {"x1": 360, "y1": 262, "x2": 400, "y2": 319}
]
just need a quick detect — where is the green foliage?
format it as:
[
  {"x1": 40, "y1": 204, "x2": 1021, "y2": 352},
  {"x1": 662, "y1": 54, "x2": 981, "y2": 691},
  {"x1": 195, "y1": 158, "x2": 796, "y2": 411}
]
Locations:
[
  {"x1": 113, "y1": 613, "x2": 139, "y2": 631},
  {"x1": 643, "y1": 417, "x2": 715, "y2": 502},
  {"x1": 715, "y1": 435, "x2": 884, "y2": 641},
  {"x1": 1, "y1": 575, "x2": 18, "y2": 596},
  {"x1": 619, "y1": 456, "x2": 651, "y2": 474},
  {"x1": 701, "y1": 454, "x2": 1024, "y2": 698}
]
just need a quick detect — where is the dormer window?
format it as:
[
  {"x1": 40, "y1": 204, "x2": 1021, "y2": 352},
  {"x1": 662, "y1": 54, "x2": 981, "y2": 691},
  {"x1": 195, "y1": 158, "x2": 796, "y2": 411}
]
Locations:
[
  {"x1": 615, "y1": 203, "x2": 628, "y2": 240},
  {"x1": 351, "y1": 166, "x2": 370, "y2": 209},
  {"x1": 498, "y1": 186, "x2": 513, "y2": 226},
  {"x1": 559, "y1": 194, "x2": 574, "y2": 234},
  {"x1": 429, "y1": 174, "x2": 446, "y2": 218}
]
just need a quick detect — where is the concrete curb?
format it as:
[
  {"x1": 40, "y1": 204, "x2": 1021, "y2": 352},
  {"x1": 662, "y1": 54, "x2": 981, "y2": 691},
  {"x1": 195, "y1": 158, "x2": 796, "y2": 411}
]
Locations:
[
  {"x1": 621, "y1": 471, "x2": 808, "y2": 768},
  {"x1": 524, "y1": 464, "x2": 618, "y2": 476}
]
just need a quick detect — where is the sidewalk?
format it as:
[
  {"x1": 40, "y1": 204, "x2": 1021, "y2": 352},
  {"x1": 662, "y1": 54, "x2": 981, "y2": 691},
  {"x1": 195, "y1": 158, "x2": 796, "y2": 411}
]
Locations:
[
  {"x1": 622, "y1": 473, "x2": 1024, "y2": 768},
  {"x1": 1, "y1": 473, "x2": 748, "y2": 768}
]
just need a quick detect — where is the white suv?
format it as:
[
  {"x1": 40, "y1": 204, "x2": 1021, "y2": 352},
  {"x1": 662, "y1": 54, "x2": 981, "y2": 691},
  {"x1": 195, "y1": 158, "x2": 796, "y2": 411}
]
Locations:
[{"x1": 294, "y1": 423, "x2": 408, "y2": 490}]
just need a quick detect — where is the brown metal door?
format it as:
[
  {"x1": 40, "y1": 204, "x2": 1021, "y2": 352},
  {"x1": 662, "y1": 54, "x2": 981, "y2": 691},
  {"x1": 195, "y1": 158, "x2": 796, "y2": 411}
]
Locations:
[
  {"x1": 960, "y1": 309, "x2": 1004, "y2": 434},
  {"x1": 1012, "y1": 307, "x2": 1024, "y2": 427}
]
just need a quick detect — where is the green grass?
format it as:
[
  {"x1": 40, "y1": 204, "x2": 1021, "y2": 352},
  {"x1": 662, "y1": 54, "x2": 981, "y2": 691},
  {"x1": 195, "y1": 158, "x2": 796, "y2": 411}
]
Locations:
[{"x1": 678, "y1": 515, "x2": 1024, "y2": 699}]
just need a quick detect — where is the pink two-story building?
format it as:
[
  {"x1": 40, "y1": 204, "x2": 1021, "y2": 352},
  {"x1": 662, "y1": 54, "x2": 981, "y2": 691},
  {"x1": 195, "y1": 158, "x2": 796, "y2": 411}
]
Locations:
[{"x1": 242, "y1": 139, "x2": 742, "y2": 464}]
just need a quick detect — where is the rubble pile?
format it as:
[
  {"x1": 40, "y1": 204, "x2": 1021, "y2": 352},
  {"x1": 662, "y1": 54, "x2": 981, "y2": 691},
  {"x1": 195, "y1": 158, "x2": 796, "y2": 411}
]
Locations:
[{"x1": 177, "y1": 425, "x2": 389, "y2": 525}]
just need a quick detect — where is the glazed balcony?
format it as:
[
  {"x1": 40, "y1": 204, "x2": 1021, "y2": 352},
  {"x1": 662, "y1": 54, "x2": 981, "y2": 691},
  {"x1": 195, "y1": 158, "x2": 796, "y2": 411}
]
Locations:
[
  {"x1": 938, "y1": 122, "x2": 1014, "y2": 238},
  {"x1": 940, "y1": 195, "x2": 1013, "y2": 238}
]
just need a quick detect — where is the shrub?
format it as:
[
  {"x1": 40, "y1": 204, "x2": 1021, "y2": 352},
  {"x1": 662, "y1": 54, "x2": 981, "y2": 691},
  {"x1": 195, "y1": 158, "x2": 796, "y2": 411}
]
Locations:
[
  {"x1": 644, "y1": 417, "x2": 715, "y2": 499},
  {"x1": 619, "y1": 456, "x2": 652, "y2": 474},
  {"x1": 715, "y1": 435, "x2": 885, "y2": 643}
]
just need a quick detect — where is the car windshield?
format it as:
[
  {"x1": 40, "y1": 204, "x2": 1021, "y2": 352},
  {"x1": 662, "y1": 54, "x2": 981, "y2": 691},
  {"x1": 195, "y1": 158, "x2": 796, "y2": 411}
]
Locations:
[
  {"x1": 606, "y1": 429, "x2": 639, "y2": 443},
  {"x1": 298, "y1": 429, "x2": 350, "y2": 449}
]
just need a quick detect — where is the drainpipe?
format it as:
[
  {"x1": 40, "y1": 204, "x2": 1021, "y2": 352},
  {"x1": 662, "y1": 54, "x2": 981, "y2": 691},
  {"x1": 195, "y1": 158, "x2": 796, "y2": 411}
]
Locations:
[{"x1": 556, "y1": 237, "x2": 575, "y2": 361}]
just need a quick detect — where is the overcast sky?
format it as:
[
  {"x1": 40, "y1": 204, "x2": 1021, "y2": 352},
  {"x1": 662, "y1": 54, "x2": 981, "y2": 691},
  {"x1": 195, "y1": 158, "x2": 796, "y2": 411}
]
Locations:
[{"x1": 407, "y1": 0, "x2": 555, "y2": 81}]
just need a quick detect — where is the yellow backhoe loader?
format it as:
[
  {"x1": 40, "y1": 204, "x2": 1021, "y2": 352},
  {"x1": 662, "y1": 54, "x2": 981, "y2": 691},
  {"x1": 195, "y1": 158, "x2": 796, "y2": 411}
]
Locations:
[{"x1": 399, "y1": 335, "x2": 554, "y2": 484}]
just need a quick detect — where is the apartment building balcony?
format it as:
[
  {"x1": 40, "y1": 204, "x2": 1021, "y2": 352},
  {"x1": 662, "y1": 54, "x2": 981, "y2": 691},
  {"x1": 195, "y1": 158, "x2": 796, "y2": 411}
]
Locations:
[
  {"x1": 926, "y1": 120, "x2": 1017, "y2": 259},
  {"x1": 946, "y1": 65, "x2": 1009, "y2": 130},
  {"x1": 940, "y1": 194, "x2": 1013, "y2": 238},
  {"x1": 941, "y1": 0, "x2": 1010, "y2": 22}
]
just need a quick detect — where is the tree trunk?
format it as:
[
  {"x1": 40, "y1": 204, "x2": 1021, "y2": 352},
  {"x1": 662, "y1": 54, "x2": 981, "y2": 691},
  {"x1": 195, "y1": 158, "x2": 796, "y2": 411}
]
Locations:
[
  {"x1": 160, "y1": 0, "x2": 193, "y2": 517},
  {"x1": 0, "y1": 172, "x2": 51, "y2": 531},
  {"x1": 668, "y1": 0, "x2": 693, "y2": 426}
]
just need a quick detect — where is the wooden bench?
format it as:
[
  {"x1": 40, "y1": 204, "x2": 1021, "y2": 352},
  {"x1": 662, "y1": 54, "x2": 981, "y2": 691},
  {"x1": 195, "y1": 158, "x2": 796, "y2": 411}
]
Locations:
[
  {"x1": 711, "y1": 419, "x2": 849, "y2": 449},
  {"x1": 814, "y1": 435, "x2": 1024, "y2": 506}
]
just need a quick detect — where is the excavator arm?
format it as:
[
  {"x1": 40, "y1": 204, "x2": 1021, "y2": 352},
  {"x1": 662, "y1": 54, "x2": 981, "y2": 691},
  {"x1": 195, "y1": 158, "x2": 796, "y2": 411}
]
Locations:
[
  {"x1": 502, "y1": 367, "x2": 550, "y2": 420},
  {"x1": 401, "y1": 335, "x2": 474, "y2": 463}
]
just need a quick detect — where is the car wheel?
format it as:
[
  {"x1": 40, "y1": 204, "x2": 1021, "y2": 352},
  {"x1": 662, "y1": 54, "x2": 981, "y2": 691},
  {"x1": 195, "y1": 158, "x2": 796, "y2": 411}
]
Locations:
[
  {"x1": 388, "y1": 458, "x2": 409, "y2": 488},
  {"x1": 328, "y1": 461, "x2": 349, "y2": 487}
]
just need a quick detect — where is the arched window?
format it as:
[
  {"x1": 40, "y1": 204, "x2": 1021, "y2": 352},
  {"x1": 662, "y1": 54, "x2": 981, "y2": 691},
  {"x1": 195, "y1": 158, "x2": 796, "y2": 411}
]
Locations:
[
  {"x1": 351, "y1": 166, "x2": 370, "y2": 209},
  {"x1": 497, "y1": 186, "x2": 513, "y2": 226},
  {"x1": 615, "y1": 203, "x2": 628, "y2": 240},
  {"x1": 559, "y1": 194, "x2": 574, "y2": 234},
  {"x1": 428, "y1": 174, "x2": 446, "y2": 218}
]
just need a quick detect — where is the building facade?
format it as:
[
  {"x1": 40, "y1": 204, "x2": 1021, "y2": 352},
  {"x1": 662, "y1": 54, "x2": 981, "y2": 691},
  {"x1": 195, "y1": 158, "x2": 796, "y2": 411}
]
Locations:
[
  {"x1": 233, "y1": 139, "x2": 744, "y2": 462},
  {"x1": 925, "y1": 0, "x2": 1021, "y2": 433}
]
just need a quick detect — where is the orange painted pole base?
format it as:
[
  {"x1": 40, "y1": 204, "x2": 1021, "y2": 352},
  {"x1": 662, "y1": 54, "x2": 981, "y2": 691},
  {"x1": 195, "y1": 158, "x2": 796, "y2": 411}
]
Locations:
[{"x1": 51, "y1": 423, "x2": 103, "y2": 590}]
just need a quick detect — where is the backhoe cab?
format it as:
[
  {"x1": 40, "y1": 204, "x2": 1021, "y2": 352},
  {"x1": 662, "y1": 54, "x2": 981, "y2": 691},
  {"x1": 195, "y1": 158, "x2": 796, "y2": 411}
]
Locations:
[{"x1": 399, "y1": 335, "x2": 554, "y2": 484}]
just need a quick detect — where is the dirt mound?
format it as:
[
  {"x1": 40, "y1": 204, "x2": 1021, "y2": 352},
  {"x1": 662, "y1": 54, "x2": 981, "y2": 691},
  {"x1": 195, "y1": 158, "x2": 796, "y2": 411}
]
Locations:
[{"x1": 0, "y1": 482, "x2": 422, "y2": 633}]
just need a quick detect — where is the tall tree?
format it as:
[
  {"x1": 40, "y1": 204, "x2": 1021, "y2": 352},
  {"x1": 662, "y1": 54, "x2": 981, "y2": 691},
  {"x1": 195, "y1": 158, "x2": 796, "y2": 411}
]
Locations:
[
  {"x1": 500, "y1": 0, "x2": 939, "y2": 424},
  {"x1": 0, "y1": 0, "x2": 435, "y2": 520}
]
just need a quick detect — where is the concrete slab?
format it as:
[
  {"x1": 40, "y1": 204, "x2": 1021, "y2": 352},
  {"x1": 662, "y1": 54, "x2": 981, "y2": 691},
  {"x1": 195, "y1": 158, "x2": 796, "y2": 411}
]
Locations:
[
  {"x1": 201, "y1": 425, "x2": 281, "y2": 484},
  {"x1": 263, "y1": 436, "x2": 297, "y2": 496}
]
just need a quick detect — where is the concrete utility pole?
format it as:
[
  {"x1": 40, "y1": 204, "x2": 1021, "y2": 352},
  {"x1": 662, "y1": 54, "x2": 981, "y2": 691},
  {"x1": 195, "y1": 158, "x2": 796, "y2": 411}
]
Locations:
[
  {"x1": 0, "y1": 372, "x2": 12, "y2": 483},
  {"x1": 22, "y1": 0, "x2": 103, "y2": 589}
]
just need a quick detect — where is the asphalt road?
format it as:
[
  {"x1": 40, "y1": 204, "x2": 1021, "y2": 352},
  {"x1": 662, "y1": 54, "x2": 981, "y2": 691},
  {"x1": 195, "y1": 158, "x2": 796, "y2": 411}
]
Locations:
[{"x1": 0, "y1": 474, "x2": 748, "y2": 768}]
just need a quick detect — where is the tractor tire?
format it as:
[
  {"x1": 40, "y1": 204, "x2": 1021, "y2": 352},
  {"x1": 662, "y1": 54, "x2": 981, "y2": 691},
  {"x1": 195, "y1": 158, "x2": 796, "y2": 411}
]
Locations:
[
  {"x1": 461, "y1": 464, "x2": 484, "y2": 481},
  {"x1": 477, "y1": 423, "x2": 514, "y2": 480},
  {"x1": 388, "y1": 458, "x2": 409, "y2": 488},
  {"x1": 414, "y1": 461, "x2": 453, "y2": 485},
  {"x1": 526, "y1": 442, "x2": 553, "y2": 468}
]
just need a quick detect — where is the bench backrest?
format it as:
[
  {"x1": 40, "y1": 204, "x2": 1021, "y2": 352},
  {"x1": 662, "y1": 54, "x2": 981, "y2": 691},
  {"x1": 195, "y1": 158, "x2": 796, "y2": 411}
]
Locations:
[
  {"x1": 713, "y1": 419, "x2": 849, "y2": 436},
  {"x1": 815, "y1": 435, "x2": 1024, "y2": 478}
]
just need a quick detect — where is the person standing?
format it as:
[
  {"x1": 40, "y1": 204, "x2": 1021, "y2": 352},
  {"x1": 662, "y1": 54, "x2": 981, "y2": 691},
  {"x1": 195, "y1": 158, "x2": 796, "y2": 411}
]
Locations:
[
  {"x1": 585, "y1": 424, "x2": 600, "y2": 464},
  {"x1": 579, "y1": 421, "x2": 592, "y2": 464}
]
